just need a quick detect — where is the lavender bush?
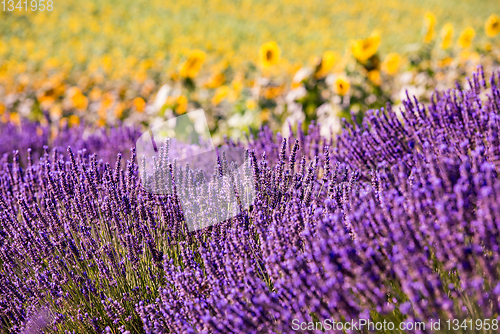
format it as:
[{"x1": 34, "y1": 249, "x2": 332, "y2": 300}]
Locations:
[{"x1": 1, "y1": 67, "x2": 500, "y2": 333}]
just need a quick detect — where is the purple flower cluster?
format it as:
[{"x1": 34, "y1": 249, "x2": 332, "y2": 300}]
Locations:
[{"x1": 1, "y1": 67, "x2": 500, "y2": 333}]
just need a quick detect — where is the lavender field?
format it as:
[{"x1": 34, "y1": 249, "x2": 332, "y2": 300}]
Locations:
[{"x1": 0, "y1": 66, "x2": 499, "y2": 333}]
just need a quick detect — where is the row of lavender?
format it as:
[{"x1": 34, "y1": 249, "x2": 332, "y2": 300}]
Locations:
[
  {"x1": 0, "y1": 119, "x2": 143, "y2": 168},
  {"x1": 1, "y1": 67, "x2": 500, "y2": 333}
]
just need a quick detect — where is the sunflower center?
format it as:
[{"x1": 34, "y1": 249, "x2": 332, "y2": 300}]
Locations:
[{"x1": 266, "y1": 50, "x2": 273, "y2": 61}]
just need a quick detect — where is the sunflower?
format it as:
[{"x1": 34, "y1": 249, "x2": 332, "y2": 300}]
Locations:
[
  {"x1": 180, "y1": 50, "x2": 206, "y2": 79},
  {"x1": 423, "y1": 12, "x2": 437, "y2": 43},
  {"x1": 101, "y1": 92, "x2": 114, "y2": 110},
  {"x1": 485, "y1": 14, "x2": 500, "y2": 37},
  {"x1": 259, "y1": 41, "x2": 280, "y2": 68},
  {"x1": 437, "y1": 57, "x2": 453, "y2": 68},
  {"x1": 176, "y1": 95, "x2": 188, "y2": 114},
  {"x1": 368, "y1": 70, "x2": 381, "y2": 86},
  {"x1": 205, "y1": 72, "x2": 225, "y2": 89},
  {"x1": 381, "y1": 53, "x2": 402, "y2": 75},
  {"x1": 114, "y1": 102, "x2": 126, "y2": 119},
  {"x1": 67, "y1": 87, "x2": 88, "y2": 110},
  {"x1": 260, "y1": 108, "x2": 270, "y2": 122},
  {"x1": 315, "y1": 51, "x2": 339, "y2": 78},
  {"x1": 263, "y1": 84, "x2": 284, "y2": 100},
  {"x1": 440, "y1": 23, "x2": 454, "y2": 50},
  {"x1": 334, "y1": 75, "x2": 350, "y2": 96},
  {"x1": 9, "y1": 112, "x2": 21, "y2": 126},
  {"x1": 212, "y1": 86, "x2": 231, "y2": 105},
  {"x1": 246, "y1": 99, "x2": 257, "y2": 110},
  {"x1": 458, "y1": 50, "x2": 480, "y2": 65},
  {"x1": 37, "y1": 88, "x2": 56, "y2": 109},
  {"x1": 458, "y1": 27, "x2": 476, "y2": 48},
  {"x1": 68, "y1": 115, "x2": 80, "y2": 127},
  {"x1": 132, "y1": 97, "x2": 146, "y2": 112},
  {"x1": 89, "y1": 87, "x2": 102, "y2": 102},
  {"x1": 49, "y1": 104, "x2": 63, "y2": 119},
  {"x1": 351, "y1": 31, "x2": 381, "y2": 63}
]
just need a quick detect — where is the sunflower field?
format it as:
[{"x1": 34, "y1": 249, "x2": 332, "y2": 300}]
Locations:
[{"x1": 0, "y1": 0, "x2": 499, "y2": 142}]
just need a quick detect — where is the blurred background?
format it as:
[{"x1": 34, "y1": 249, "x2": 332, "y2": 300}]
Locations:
[{"x1": 0, "y1": 0, "x2": 499, "y2": 145}]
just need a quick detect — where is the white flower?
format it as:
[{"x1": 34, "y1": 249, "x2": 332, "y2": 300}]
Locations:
[
  {"x1": 316, "y1": 103, "x2": 341, "y2": 136},
  {"x1": 292, "y1": 67, "x2": 312, "y2": 84},
  {"x1": 285, "y1": 86, "x2": 307, "y2": 104}
]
